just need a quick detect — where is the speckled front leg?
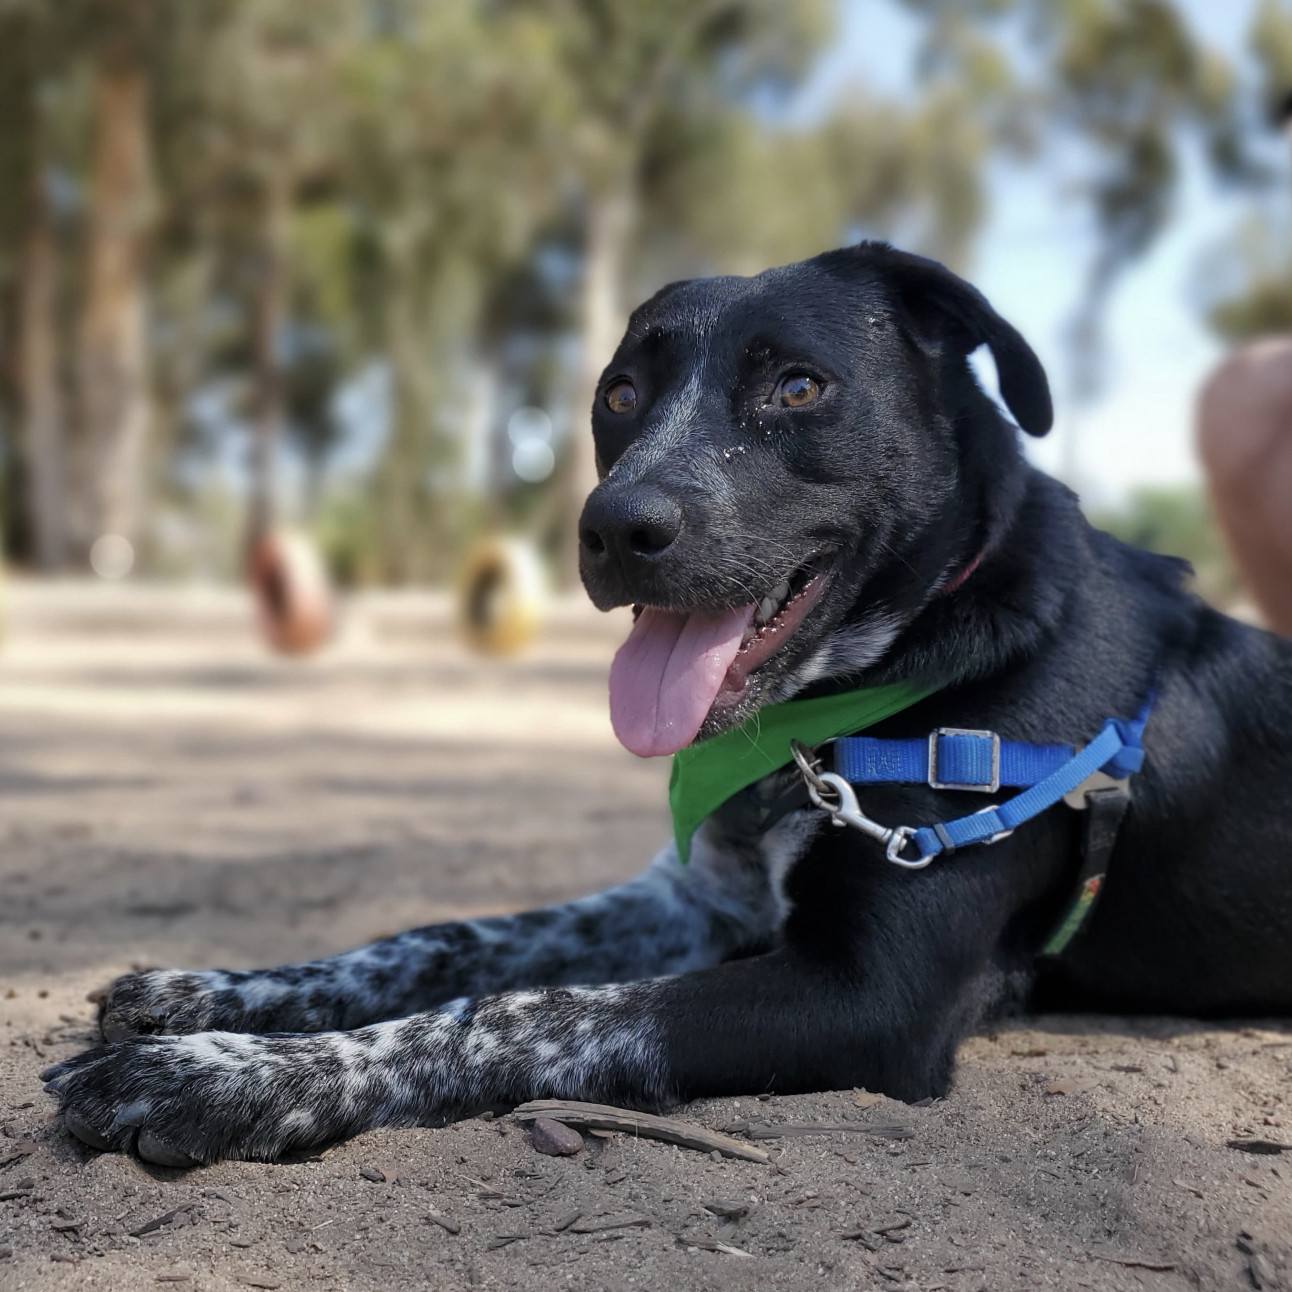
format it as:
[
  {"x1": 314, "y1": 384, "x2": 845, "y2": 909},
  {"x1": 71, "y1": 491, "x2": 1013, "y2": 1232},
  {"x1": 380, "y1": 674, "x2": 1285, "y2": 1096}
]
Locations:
[
  {"x1": 45, "y1": 981, "x2": 669, "y2": 1166},
  {"x1": 96, "y1": 830, "x2": 790, "y2": 1041}
]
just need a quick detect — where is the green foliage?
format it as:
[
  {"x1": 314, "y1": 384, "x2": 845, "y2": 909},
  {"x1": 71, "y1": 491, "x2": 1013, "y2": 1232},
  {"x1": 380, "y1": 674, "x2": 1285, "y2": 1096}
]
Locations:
[
  {"x1": 0, "y1": 0, "x2": 1281, "y2": 583},
  {"x1": 1203, "y1": 206, "x2": 1292, "y2": 340},
  {"x1": 1199, "y1": 1, "x2": 1292, "y2": 344},
  {"x1": 1252, "y1": 0, "x2": 1292, "y2": 105},
  {"x1": 1090, "y1": 484, "x2": 1242, "y2": 608},
  {"x1": 1210, "y1": 273, "x2": 1292, "y2": 338},
  {"x1": 900, "y1": 0, "x2": 1243, "y2": 404},
  {"x1": 312, "y1": 485, "x2": 383, "y2": 588}
]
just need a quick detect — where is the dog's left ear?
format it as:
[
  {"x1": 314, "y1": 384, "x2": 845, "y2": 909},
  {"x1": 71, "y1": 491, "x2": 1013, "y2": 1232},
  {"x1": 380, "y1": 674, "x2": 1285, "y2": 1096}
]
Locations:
[{"x1": 879, "y1": 247, "x2": 1053, "y2": 437}]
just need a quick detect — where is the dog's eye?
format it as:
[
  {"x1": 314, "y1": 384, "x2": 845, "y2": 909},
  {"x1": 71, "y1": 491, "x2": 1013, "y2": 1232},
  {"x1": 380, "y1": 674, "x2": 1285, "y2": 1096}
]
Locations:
[
  {"x1": 775, "y1": 373, "x2": 820, "y2": 408},
  {"x1": 604, "y1": 381, "x2": 637, "y2": 415}
]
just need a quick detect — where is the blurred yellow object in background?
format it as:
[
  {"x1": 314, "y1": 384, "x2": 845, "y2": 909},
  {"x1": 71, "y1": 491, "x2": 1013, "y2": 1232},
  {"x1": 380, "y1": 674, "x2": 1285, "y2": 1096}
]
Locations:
[{"x1": 458, "y1": 537, "x2": 547, "y2": 656}]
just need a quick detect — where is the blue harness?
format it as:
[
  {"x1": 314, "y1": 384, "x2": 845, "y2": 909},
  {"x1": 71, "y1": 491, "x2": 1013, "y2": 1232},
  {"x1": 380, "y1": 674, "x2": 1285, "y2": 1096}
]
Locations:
[
  {"x1": 792, "y1": 698, "x2": 1153, "y2": 954},
  {"x1": 794, "y1": 696, "x2": 1151, "y2": 866}
]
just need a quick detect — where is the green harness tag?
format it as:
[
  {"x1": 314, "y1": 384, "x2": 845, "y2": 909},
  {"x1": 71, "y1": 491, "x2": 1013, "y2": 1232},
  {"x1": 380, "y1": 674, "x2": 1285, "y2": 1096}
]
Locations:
[{"x1": 668, "y1": 680, "x2": 940, "y2": 862}]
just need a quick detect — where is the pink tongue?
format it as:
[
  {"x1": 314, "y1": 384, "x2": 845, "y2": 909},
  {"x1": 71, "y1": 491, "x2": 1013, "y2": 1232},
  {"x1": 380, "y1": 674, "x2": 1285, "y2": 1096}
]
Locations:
[{"x1": 609, "y1": 604, "x2": 756, "y2": 757}]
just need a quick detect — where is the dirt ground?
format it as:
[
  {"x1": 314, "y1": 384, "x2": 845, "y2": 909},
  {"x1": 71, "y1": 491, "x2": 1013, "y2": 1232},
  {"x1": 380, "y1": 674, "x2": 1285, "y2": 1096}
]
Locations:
[{"x1": 0, "y1": 582, "x2": 1288, "y2": 1292}]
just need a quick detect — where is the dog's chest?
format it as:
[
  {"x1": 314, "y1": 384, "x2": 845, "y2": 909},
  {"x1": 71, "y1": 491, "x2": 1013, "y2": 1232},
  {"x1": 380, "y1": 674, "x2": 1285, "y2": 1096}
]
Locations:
[{"x1": 691, "y1": 771, "x2": 826, "y2": 929}]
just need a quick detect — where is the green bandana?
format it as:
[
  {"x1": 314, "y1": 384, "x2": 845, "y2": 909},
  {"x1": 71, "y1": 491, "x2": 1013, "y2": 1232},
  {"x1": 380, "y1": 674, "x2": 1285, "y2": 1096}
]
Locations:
[{"x1": 668, "y1": 679, "x2": 940, "y2": 861}]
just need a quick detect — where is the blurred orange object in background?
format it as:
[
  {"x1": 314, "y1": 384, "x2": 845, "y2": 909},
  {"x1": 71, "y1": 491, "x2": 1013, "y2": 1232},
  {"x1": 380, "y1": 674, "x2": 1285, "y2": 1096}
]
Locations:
[{"x1": 248, "y1": 529, "x2": 333, "y2": 655}]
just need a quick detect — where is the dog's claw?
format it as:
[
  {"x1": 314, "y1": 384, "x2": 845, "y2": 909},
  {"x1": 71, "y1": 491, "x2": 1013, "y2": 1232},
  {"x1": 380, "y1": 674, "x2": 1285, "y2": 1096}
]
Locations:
[
  {"x1": 95, "y1": 970, "x2": 215, "y2": 1041},
  {"x1": 64, "y1": 1111, "x2": 113, "y2": 1152},
  {"x1": 136, "y1": 1129, "x2": 197, "y2": 1169}
]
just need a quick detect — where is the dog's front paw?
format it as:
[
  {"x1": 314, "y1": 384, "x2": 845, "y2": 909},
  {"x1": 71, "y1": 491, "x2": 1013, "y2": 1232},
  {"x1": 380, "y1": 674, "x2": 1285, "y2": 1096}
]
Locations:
[
  {"x1": 42, "y1": 1031, "x2": 354, "y2": 1166},
  {"x1": 96, "y1": 969, "x2": 231, "y2": 1042}
]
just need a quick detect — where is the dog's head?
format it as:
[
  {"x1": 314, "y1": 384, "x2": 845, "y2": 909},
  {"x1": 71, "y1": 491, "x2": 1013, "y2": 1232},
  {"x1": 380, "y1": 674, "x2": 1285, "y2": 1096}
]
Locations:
[{"x1": 578, "y1": 242, "x2": 1052, "y2": 757}]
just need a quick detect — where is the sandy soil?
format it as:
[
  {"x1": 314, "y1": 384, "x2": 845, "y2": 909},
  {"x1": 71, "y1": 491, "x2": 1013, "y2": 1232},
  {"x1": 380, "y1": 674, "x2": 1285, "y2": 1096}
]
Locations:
[{"x1": 0, "y1": 583, "x2": 1288, "y2": 1291}]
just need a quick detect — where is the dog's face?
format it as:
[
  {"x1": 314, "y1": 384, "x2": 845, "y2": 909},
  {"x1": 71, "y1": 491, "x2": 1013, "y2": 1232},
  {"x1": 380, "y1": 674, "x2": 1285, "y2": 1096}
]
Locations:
[{"x1": 579, "y1": 243, "x2": 1051, "y2": 757}]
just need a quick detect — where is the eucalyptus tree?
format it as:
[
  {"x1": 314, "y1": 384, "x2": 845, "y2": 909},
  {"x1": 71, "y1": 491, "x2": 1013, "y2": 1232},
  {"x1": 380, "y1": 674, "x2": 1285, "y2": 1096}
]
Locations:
[
  {"x1": 72, "y1": 0, "x2": 157, "y2": 556},
  {"x1": 898, "y1": 0, "x2": 1241, "y2": 409},
  {"x1": 1203, "y1": 0, "x2": 1292, "y2": 341},
  {"x1": 149, "y1": 0, "x2": 363, "y2": 545},
  {"x1": 0, "y1": 0, "x2": 75, "y2": 567},
  {"x1": 326, "y1": 0, "x2": 567, "y2": 581},
  {"x1": 636, "y1": 86, "x2": 993, "y2": 284}
]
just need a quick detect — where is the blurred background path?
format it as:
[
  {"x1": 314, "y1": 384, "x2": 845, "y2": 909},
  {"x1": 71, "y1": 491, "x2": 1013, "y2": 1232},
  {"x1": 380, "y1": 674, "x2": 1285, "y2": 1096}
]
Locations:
[
  {"x1": 0, "y1": 584, "x2": 665, "y2": 979},
  {"x1": 0, "y1": 587, "x2": 1288, "y2": 1292}
]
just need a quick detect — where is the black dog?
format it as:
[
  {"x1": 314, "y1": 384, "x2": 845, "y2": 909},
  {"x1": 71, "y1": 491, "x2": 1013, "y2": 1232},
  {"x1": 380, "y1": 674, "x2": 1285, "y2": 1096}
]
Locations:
[{"x1": 43, "y1": 242, "x2": 1292, "y2": 1167}]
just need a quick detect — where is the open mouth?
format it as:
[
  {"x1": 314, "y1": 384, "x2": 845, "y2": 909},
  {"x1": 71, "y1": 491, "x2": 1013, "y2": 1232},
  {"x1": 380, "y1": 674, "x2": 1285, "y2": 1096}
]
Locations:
[
  {"x1": 611, "y1": 560, "x2": 830, "y2": 757},
  {"x1": 718, "y1": 568, "x2": 827, "y2": 703}
]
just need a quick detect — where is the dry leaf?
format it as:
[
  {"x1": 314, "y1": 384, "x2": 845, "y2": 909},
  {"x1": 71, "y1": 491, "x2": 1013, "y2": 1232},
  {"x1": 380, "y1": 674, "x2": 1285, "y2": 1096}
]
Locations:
[{"x1": 714, "y1": 1241, "x2": 755, "y2": 1259}]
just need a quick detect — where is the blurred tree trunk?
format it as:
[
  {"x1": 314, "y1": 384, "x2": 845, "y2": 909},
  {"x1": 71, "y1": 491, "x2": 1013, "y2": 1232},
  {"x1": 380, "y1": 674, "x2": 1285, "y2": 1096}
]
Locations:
[
  {"x1": 374, "y1": 224, "x2": 429, "y2": 584},
  {"x1": 246, "y1": 168, "x2": 292, "y2": 546},
  {"x1": 558, "y1": 182, "x2": 634, "y2": 586},
  {"x1": 75, "y1": 0, "x2": 152, "y2": 554},
  {"x1": 16, "y1": 120, "x2": 66, "y2": 568}
]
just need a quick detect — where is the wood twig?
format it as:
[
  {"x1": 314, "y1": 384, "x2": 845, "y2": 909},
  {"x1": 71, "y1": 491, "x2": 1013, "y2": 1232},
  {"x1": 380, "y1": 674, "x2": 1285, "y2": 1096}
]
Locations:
[
  {"x1": 568, "y1": 1213, "x2": 652, "y2": 1234},
  {"x1": 1094, "y1": 1256, "x2": 1178, "y2": 1272},
  {"x1": 512, "y1": 1100, "x2": 771, "y2": 1163},
  {"x1": 745, "y1": 1122, "x2": 914, "y2": 1141},
  {"x1": 676, "y1": 1235, "x2": 755, "y2": 1257},
  {"x1": 1226, "y1": 1139, "x2": 1291, "y2": 1154}
]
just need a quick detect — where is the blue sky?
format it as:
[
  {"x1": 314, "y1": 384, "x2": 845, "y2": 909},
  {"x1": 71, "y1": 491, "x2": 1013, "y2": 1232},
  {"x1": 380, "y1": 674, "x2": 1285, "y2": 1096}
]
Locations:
[{"x1": 797, "y1": 0, "x2": 1278, "y2": 505}]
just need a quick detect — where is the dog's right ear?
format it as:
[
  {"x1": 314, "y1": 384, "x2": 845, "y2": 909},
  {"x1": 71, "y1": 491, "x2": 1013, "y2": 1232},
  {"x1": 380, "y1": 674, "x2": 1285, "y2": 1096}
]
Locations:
[{"x1": 867, "y1": 245, "x2": 1054, "y2": 437}]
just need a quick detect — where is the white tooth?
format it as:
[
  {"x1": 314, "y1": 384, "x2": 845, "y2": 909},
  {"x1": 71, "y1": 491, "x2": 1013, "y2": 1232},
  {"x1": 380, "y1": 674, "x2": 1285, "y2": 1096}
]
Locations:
[
  {"x1": 758, "y1": 597, "x2": 777, "y2": 623},
  {"x1": 772, "y1": 580, "x2": 791, "y2": 603}
]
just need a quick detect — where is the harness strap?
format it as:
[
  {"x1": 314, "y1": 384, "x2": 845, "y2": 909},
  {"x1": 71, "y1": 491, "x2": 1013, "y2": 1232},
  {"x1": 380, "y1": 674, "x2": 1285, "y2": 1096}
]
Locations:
[
  {"x1": 821, "y1": 701, "x2": 1149, "y2": 865},
  {"x1": 838, "y1": 731, "x2": 1073, "y2": 792},
  {"x1": 907, "y1": 716, "x2": 1142, "y2": 860},
  {"x1": 1039, "y1": 784, "x2": 1130, "y2": 957}
]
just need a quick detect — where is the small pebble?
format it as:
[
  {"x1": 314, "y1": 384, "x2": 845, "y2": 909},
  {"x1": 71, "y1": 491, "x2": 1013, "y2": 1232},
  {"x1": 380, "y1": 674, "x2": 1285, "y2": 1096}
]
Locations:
[
  {"x1": 529, "y1": 1118, "x2": 584, "y2": 1157},
  {"x1": 358, "y1": 1165, "x2": 386, "y2": 1183},
  {"x1": 703, "y1": 1200, "x2": 749, "y2": 1220}
]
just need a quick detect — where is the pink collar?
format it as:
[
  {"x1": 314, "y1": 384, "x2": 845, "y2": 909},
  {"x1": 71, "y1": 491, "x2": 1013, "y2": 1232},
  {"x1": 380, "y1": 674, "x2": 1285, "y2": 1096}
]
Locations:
[{"x1": 937, "y1": 549, "x2": 984, "y2": 597}]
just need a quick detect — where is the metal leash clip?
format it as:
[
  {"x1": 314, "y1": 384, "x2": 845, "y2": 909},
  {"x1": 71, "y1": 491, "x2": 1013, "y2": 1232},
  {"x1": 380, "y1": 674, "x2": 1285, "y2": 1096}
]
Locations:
[{"x1": 790, "y1": 741, "x2": 935, "y2": 870}]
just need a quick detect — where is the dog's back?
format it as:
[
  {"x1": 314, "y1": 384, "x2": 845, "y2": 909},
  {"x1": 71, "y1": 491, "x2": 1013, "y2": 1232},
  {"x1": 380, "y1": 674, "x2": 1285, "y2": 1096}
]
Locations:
[{"x1": 1033, "y1": 510, "x2": 1292, "y2": 1014}]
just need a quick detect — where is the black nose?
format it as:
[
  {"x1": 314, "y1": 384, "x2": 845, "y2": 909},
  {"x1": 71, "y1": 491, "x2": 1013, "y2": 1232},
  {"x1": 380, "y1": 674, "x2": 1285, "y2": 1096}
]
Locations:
[{"x1": 579, "y1": 486, "x2": 684, "y2": 569}]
